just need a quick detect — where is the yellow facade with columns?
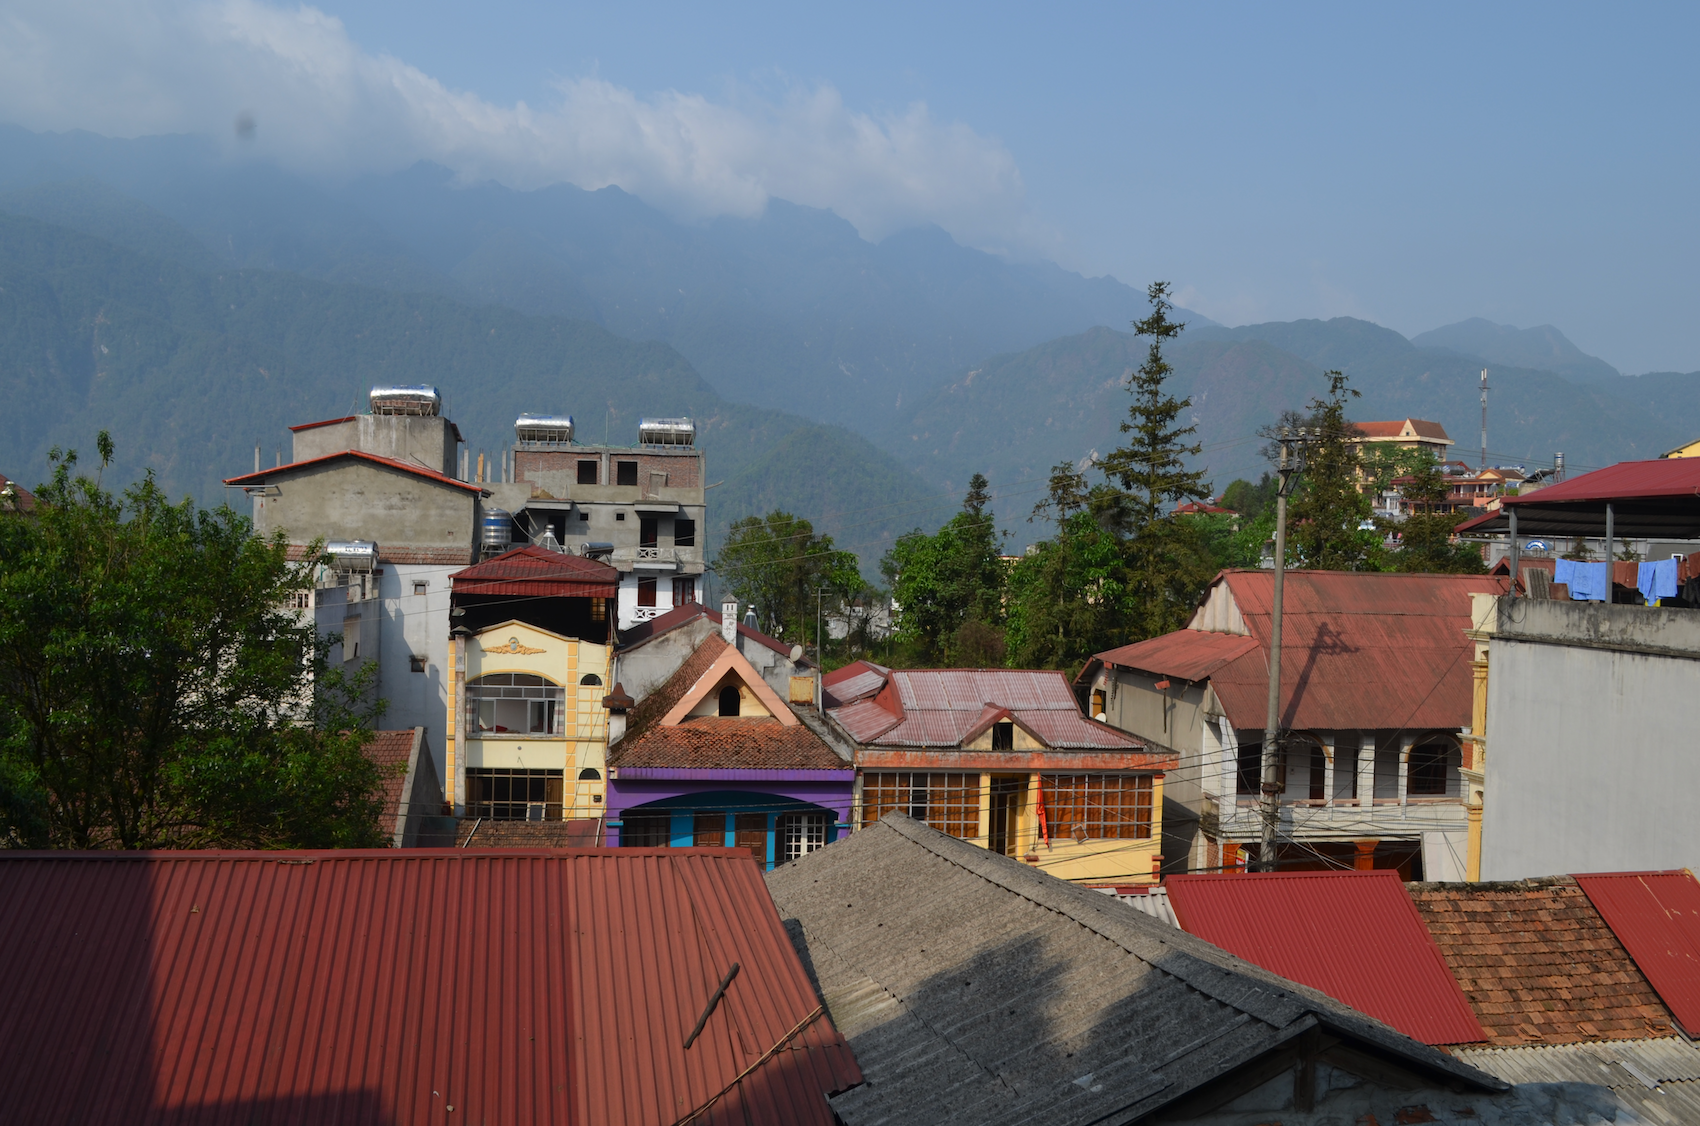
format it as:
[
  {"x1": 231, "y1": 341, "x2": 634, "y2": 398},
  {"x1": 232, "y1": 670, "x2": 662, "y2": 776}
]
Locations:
[{"x1": 446, "y1": 619, "x2": 612, "y2": 819}]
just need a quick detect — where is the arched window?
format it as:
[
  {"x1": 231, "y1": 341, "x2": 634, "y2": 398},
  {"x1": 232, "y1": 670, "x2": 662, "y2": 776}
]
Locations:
[
  {"x1": 579, "y1": 673, "x2": 603, "y2": 686},
  {"x1": 464, "y1": 672, "x2": 564, "y2": 735},
  {"x1": 577, "y1": 767, "x2": 601, "y2": 780},
  {"x1": 718, "y1": 685, "x2": 741, "y2": 717}
]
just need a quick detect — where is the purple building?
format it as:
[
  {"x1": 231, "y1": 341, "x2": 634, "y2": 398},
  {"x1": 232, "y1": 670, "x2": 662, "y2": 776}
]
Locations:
[{"x1": 604, "y1": 630, "x2": 853, "y2": 868}]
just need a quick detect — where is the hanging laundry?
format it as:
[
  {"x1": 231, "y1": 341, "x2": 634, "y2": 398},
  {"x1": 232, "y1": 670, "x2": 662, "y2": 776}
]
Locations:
[
  {"x1": 1555, "y1": 558, "x2": 1610, "y2": 601},
  {"x1": 1638, "y1": 558, "x2": 1679, "y2": 603}
]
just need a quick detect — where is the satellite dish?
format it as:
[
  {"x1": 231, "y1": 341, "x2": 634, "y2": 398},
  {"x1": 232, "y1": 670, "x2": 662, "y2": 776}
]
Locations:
[{"x1": 789, "y1": 644, "x2": 804, "y2": 661}]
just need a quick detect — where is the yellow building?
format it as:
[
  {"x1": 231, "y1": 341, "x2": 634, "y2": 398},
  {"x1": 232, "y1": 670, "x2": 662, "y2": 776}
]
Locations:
[
  {"x1": 1661, "y1": 437, "x2": 1700, "y2": 459},
  {"x1": 446, "y1": 546, "x2": 619, "y2": 830},
  {"x1": 824, "y1": 665, "x2": 1175, "y2": 886}
]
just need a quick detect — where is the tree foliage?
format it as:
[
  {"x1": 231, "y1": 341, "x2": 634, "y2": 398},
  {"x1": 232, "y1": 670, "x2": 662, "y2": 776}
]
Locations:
[
  {"x1": 882, "y1": 474, "x2": 1008, "y2": 665},
  {"x1": 1379, "y1": 450, "x2": 1487, "y2": 574},
  {"x1": 714, "y1": 510, "x2": 863, "y2": 645},
  {"x1": 1285, "y1": 371, "x2": 1378, "y2": 571},
  {"x1": 0, "y1": 437, "x2": 389, "y2": 849}
]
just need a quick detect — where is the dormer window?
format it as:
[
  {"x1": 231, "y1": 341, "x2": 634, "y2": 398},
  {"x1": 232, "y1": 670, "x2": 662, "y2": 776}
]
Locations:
[
  {"x1": 718, "y1": 685, "x2": 741, "y2": 717},
  {"x1": 992, "y1": 721, "x2": 1014, "y2": 750}
]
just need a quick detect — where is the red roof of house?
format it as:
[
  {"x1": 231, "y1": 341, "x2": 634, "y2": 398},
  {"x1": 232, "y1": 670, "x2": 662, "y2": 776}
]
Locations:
[
  {"x1": 1456, "y1": 459, "x2": 1700, "y2": 537},
  {"x1": 1408, "y1": 877, "x2": 1677, "y2": 1046},
  {"x1": 829, "y1": 668, "x2": 1146, "y2": 751},
  {"x1": 1352, "y1": 418, "x2": 1453, "y2": 442},
  {"x1": 612, "y1": 634, "x2": 844, "y2": 771},
  {"x1": 287, "y1": 415, "x2": 358, "y2": 432},
  {"x1": 619, "y1": 601, "x2": 796, "y2": 659},
  {"x1": 362, "y1": 729, "x2": 418, "y2": 834},
  {"x1": 0, "y1": 849, "x2": 859, "y2": 1124},
  {"x1": 822, "y1": 660, "x2": 891, "y2": 707},
  {"x1": 1173, "y1": 501, "x2": 1236, "y2": 515},
  {"x1": 1575, "y1": 871, "x2": 1700, "y2": 1038},
  {"x1": 0, "y1": 471, "x2": 35, "y2": 513},
  {"x1": 450, "y1": 544, "x2": 618, "y2": 599},
  {"x1": 1107, "y1": 570, "x2": 1503, "y2": 732},
  {"x1": 223, "y1": 449, "x2": 486, "y2": 494},
  {"x1": 1166, "y1": 871, "x2": 1487, "y2": 1046}
]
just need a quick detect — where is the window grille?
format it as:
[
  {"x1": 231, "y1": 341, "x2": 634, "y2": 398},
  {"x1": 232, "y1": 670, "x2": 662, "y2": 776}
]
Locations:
[
  {"x1": 622, "y1": 809, "x2": 670, "y2": 847},
  {"x1": 861, "y1": 772, "x2": 981, "y2": 839},
  {"x1": 778, "y1": 811, "x2": 828, "y2": 861},
  {"x1": 465, "y1": 768, "x2": 563, "y2": 821},
  {"x1": 1041, "y1": 774, "x2": 1153, "y2": 840},
  {"x1": 464, "y1": 672, "x2": 565, "y2": 735}
]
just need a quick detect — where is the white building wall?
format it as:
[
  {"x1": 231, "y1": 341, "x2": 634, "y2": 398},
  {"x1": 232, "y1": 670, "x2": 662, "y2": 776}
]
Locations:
[{"x1": 1481, "y1": 598, "x2": 1700, "y2": 879}]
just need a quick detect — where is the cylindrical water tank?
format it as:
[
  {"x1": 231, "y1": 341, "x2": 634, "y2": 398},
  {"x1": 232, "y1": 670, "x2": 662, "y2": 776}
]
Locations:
[
  {"x1": 368, "y1": 385, "x2": 442, "y2": 417},
  {"x1": 514, "y1": 414, "x2": 575, "y2": 444},
  {"x1": 638, "y1": 417, "x2": 696, "y2": 446},
  {"x1": 480, "y1": 508, "x2": 513, "y2": 551}
]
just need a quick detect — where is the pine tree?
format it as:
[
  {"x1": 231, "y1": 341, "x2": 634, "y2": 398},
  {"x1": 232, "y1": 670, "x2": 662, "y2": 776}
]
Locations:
[{"x1": 1287, "y1": 371, "x2": 1378, "y2": 571}]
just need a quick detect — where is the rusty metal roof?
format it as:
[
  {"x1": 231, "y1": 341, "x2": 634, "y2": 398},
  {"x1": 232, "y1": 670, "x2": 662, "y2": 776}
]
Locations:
[
  {"x1": 822, "y1": 660, "x2": 890, "y2": 707},
  {"x1": 1457, "y1": 459, "x2": 1700, "y2": 538},
  {"x1": 827, "y1": 668, "x2": 1144, "y2": 751},
  {"x1": 1181, "y1": 570, "x2": 1501, "y2": 733},
  {"x1": 1576, "y1": 871, "x2": 1700, "y2": 1038},
  {"x1": 0, "y1": 849, "x2": 859, "y2": 1124},
  {"x1": 1166, "y1": 870, "x2": 1487, "y2": 1046},
  {"x1": 1094, "y1": 630, "x2": 1260, "y2": 682},
  {"x1": 617, "y1": 601, "x2": 798, "y2": 659},
  {"x1": 451, "y1": 544, "x2": 619, "y2": 599}
]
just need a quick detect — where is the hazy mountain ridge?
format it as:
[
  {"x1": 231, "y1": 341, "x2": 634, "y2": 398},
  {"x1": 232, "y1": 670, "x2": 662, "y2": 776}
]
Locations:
[
  {"x1": 1411, "y1": 317, "x2": 1621, "y2": 382},
  {"x1": 0, "y1": 208, "x2": 945, "y2": 569}
]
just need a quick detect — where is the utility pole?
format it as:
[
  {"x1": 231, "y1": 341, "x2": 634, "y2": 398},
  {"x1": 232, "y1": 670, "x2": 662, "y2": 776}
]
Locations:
[
  {"x1": 1479, "y1": 368, "x2": 1490, "y2": 472},
  {"x1": 1259, "y1": 428, "x2": 1305, "y2": 872}
]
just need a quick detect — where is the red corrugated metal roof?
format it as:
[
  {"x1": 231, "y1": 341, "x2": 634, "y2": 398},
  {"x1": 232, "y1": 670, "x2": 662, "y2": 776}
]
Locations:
[
  {"x1": 0, "y1": 849, "x2": 859, "y2": 1124},
  {"x1": 1201, "y1": 570, "x2": 1501, "y2": 732},
  {"x1": 1094, "y1": 630, "x2": 1260, "y2": 682},
  {"x1": 1575, "y1": 871, "x2": 1700, "y2": 1038},
  {"x1": 451, "y1": 545, "x2": 618, "y2": 598},
  {"x1": 1456, "y1": 459, "x2": 1700, "y2": 536},
  {"x1": 617, "y1": 601, "x2": 798, "y2": 658},
  {"x1": 1166, "y1": 870, "x2": 1486, "y2": 1046},
  {"x1": 1508, "y1": 460, "x2": 1700, "y2": 505},
  {"x1": 223, "y1": 449, "x2": 487, "y2": 494},
  {"x1": 828, "y1": 668, "x2": 1144, "y2": 751}
]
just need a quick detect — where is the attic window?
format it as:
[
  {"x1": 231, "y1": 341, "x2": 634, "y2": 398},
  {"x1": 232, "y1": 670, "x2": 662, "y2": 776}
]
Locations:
[
  {"x1": 718, "y1": 685, "x2": 741, "y2": 717},
  {"x1": 992, "y1": 721, "x2": 1014, "y2": 750}
]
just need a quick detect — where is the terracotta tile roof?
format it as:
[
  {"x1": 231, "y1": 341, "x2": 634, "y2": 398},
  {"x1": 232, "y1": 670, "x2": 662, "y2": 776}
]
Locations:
[
  {"x1": 1352, "y1": 418, "x2": 1453, "y2": 442},
  {"x1": 1408, "y1": 877, "x2": 1677, "y2": 1047},
  {"x1": 456, "y1": 819, "x2": 604, "y2": 847},
  {"x1": 362, "y1": 729, "x2": 418, "y2": 831},
  {"x1": 611, "y1": 634, "x2": 841, "y2": 770}
]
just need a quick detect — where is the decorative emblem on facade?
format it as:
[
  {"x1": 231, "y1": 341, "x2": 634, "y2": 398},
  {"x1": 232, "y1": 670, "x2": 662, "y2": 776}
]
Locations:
[{"x1": 483, "y1": 636, "x2": 546, "y2": 655}]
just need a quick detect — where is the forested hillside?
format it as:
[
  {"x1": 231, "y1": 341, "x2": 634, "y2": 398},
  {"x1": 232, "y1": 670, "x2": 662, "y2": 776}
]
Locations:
[{"x1": 0, "y1": 210, "x2": 944, "y2": 567}]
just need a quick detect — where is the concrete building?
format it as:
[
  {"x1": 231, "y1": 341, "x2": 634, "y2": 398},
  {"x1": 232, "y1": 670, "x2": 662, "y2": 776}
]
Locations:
[
  {"x1": 1467, "y1": 594, "x2": 1700, "y2": 880},
  {"x1": 1080, "y1": 570, "x2": 1502, "y2": 880}
]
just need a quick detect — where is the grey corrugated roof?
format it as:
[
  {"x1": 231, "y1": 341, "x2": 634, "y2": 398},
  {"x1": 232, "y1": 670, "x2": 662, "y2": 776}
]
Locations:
[
  {"x1": 767, "y1": 813, "x2": 1505, "y2": 1125},
  {"x1": 1455, "y1": 1038, "x2": 1700, "y2": 1123}
]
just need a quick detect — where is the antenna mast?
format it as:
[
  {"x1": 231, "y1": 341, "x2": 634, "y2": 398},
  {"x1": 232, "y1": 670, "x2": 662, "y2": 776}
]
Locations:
[{"x1": 1479, "y1": 368, "x2": 1490, "y2": 472}]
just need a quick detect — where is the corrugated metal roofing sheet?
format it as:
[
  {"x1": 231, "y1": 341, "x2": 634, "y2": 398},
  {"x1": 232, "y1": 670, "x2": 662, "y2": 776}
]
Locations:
[
  {"x1": 0, "y1": 849, "x2": 858, "y2": 1124},
  {"x1": 1455, "y1": 1038, "x2": 1700, "y2": 1122},
  {"x1": 1457, "y1": 459, "x2": 1700, "y2": 537},
  {"x1": 828, "y1": 668, "x2": 1143, "y2": 751},
  {"x1": 1576, "y1": 871, "x2": 1700, "y2": 1038},
  {"x1": 1197, "y1": 570, "x2": 1500, "y2": 732},
  {"x1": 1166, "y1": 870, "x2": 1487, "y2": 1046},
  {"x1": 1094, "y1": 630, "x2": 1260, "y2": 682},
  {"x1": 223, "y1": 449, "x2": 487, "y2": 493},
  {"x1": 451, "y1": 544, "x2": 619, "y2": 599}
]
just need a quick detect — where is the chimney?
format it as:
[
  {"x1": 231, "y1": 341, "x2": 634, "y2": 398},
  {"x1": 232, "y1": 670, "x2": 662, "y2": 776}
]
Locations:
[{"x1": 720, "y1": 598, "x2": 738, "y2": 644}]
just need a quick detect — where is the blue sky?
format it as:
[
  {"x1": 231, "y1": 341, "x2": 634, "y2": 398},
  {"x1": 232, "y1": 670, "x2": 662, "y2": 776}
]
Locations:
[{"x1": 3, "y1": 0, "x2": 1697, "y2": 372}]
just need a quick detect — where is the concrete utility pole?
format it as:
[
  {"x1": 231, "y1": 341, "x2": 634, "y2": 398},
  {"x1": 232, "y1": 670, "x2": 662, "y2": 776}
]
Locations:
[
  {"x1": 1479, "y1": 369, "x2": 1490, "y2": 472},
  {"x1": 1259, "y1": 428, "x2": 1305, "y2": 872}
]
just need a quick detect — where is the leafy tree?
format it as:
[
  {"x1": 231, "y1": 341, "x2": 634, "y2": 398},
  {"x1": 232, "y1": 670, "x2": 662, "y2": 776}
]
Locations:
[
  {"x1": 714, "y1": 510, "x2": 863, "y2": 646},
  {"x1": 0, "y1": 436, "x2": 389, "y2": 849},
  {"x1": 1095, "y1": 281, "x2": 1216, "y2": 638},
  {"x1": 881, "y1": 474, "x2": 1008, "y2": 665},
  {"x1": 1219, "y1": 474, "x2": 1279, "y2": 522},
  {"x1": 1285, "y1": 371, "x2": 1379, "y2": 570},
  {"x1": 1383, "y1": 452, "x2": 1487, "y2": 574}
]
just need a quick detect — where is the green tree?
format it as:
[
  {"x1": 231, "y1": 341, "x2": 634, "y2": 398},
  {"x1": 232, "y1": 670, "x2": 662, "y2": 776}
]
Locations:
[
  {"x1": 1095, "y1": 281, "x2": 1216, "y2": 638},
  {"x1": 1382, "y1": 452, "x2": 1487, "y2": 574},
  {"x1": 1219, "y1": 474, "x2": 1278, "y2": 522},
  {"x1": 714, "y1": 510, "x2": 863, "y2": 646},
  {"x1": 881, "y1": 474, "x2": 1008, "y2": 665},
  {"x1": 0, "y1": 436, "x2": 389, "y2": 849},
  {"x1": 1286, "y1": 371, "x2": 1379, "y2": 570}
]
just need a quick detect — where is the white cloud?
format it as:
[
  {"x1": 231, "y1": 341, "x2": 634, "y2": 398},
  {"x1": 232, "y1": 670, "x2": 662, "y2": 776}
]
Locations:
[{"x1": 0, "y1": 0, "x2": 1041, "y2": 246}]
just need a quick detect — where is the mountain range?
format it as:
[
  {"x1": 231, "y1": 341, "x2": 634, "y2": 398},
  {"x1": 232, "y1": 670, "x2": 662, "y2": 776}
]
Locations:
[{"x1": 1, "y1": 122, "x2": 1697, "y2": 560}]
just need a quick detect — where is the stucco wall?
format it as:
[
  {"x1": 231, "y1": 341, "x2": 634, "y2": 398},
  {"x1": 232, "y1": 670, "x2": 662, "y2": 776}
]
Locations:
[
  {"x1": 293, "y1": 416, "x2": 458, "y2": 474},
  {"x1": 1482, "y1": 597, "x2": 1700, "y2": 880},
  {"x1": 253, "y1": 459, "x2": 477, "y2": 550}
]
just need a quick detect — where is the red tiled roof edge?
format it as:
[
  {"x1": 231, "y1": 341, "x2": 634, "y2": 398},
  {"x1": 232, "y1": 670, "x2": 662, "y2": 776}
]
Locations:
[{"x1": 223, "y1": 449, "x2": 485, "y2": 494}]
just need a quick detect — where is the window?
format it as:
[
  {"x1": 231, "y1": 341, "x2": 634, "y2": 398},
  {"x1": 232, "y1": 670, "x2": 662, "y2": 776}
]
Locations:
[
  {"x1": 674, "y1": 518, "x2": 696, "y2": 547},
  {"x1": 992, "y1": 721, "x2": 1014, "y2": 750},
  {"x1": 639, "y1": 517, "x2": 658, "y2": 547},
  {"x1": 718, "y1": 685, "x2": 741, "y2": 716},
  {"x1": 578, "y1": 509, "x2": 590, "y2": 522},
  {"x1": 579, "y1": 673, "x2": 603, "y2": 686},
  {"x1": 412, "y1": 580, "x2": 427, "y2": 596},
  {"x1": 861, "y1": 773, "x2": 980, "y2": 839},
  {"x1": 1041, "y1": 774, "x2": 1153, "y2": 840},
  {"x1": 622, "y1": 809, "x2": 671, "y2": 847},
  {"x1": 409, "y1": 655, "x2": 426, "y2": 674},
  {"x1": 735, "y1": 813, "x2": 768, "y2": 864},
  {"x1": 693, "y1": 812, "x2": 725, "y2": 848},
  {"x1": 577, "y1": 459, "x2": 598, "y2": 485},
  {"x1": 466, "y1": 768, "x2": 563, "y2": 821},
  {"x1": 577, "y1": 768, "x2": 601, "y2": 780},
  {"x1": 1409, "y1": 742, "x2": 1453, "y2": 796},
  {"x1": 673, "y1": 577, "x2": 697, "y2": 606},
  {"x1": 591, "y1": 598, "x2": 607, "y2": 622},
  {"x1": 616, "y1": 460, "x2": 638, "y2": 486},
  {"x1": 616, "y1": 512, "x2": 626, "y2": 521},
  {"x1": 637, "y1": 576, "x2": 657, "y2": 607},
  {"x1": 1236, "y1": 742, "x2": 1262, "y2": 796},
  {"x1": 1308, "y1": 744, "x2": 1326, "y2": 801},
  {"x1": 778, "y1": 812, "x2": 829, "y2": 861},
  {"x1": 464, "y1": 672, "x2": 565, "y2": 736}
]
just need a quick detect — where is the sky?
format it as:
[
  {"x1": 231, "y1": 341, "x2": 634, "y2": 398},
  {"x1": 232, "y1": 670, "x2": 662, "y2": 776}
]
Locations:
[{"x1": 2, "y1": 0, "x2": 1698, "y2": 372}]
